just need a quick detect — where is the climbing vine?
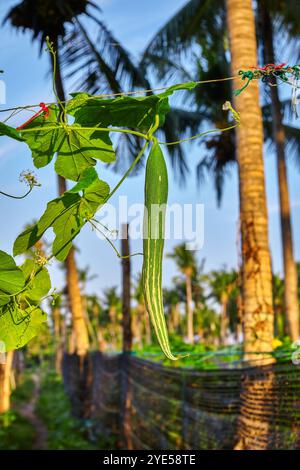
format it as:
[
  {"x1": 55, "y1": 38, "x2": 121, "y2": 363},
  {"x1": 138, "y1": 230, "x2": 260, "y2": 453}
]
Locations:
[{"x1": 3, "y1": 53, "x2": 296, "y2": 357}]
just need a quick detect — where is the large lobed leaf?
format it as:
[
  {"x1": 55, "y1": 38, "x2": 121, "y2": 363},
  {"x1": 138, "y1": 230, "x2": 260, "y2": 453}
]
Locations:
[
  {"x1": 14, "y1": 173, "x2": 110, "y2": 261},
  {"x1": 0, "y1": 304, "x2": 47, "y2": 352},
  {"x1": 20, "y1": 259, "x2": 51, "y2": 302},
  {"x1": 0, "y1": 251, "x2": 25, "y2": 306},
  {"x1": 0, "y1": 252, "x2": 51, "y2": 351},
  {"x1": 66, "y1": 82, "x2": 198, "y2": 130},
  {"x1": 18, "y1": 105, "x2": 115, "y2": 180}
]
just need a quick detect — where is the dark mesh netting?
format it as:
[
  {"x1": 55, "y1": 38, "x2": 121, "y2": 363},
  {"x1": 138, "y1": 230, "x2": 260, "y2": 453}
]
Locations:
[{"x1": 63, "y1": 353, "x2": 300, "y2": 450}]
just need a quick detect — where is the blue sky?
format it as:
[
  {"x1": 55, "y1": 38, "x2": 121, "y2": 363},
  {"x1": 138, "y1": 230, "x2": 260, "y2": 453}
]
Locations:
[{"x1": 0, "y1": 0, "x2": 299, "y2": 298}]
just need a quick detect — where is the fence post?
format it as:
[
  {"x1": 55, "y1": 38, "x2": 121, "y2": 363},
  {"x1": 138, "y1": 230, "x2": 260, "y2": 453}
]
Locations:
[
  {"x1": 121, "y1": 224, "x2": 132, "y2": 353},
  {"x1": 120, "y1": 224, "x2": 133, "y2": 449},
  {"x1": 181, "y1": 372, "x2": 188, "y2": 449}
]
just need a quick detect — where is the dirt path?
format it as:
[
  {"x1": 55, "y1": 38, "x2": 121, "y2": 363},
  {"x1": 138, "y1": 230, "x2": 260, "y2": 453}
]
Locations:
[{"x1": 18, "y1": 373, "x2": 48, "y2": 450}]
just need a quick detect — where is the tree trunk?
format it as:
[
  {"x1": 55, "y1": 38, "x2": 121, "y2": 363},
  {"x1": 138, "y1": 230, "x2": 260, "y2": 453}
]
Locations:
[
  {"x1": 226, "y1": 0, "x2": 275, "y2": 450},
  {"x1": 0, "y1": 351, "x2": 14, "y2": 413},
  {"x1": 144, "y1": 306, "x2": 152, "y2": 345},
  {"x1": 258, "y1": 2, "x2": 299, "y2": 341},
  {"x1": 226, "y1": 0, "x2": 274, "y2": 359},
  {"x1": 120, "y1": 224, "x2": 133, "y2": 449},
  {"x1": 220, "y1": 294, "x2": 228, "y2": 345},
  {"x1": 186, "y1": 274, "x2": 194, "y2": 344},
  {"x1": 168, "y1": 307, "x2": 174, "y2": 333},
  {"x1": 65, "y1": 251, "x2": 89, "y2": 355},
  {"x1": 50, "y1": 37, "x2": 89, "y2": 356},
  {"x1": 133, "y1": 307, "x2": 143, "y2": 348},
  {"x1": 53, "y1": 306, "x2": 63, "y2": 374},
  {"x1": 121, "y1": 224, "x2": 132, "y2": 353},
  {"x1": 97, "y1": 327, "x2": 107, "y2": 352}
]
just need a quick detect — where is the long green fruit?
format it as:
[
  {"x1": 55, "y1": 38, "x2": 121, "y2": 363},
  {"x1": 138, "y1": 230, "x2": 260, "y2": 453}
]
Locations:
[{"x1": 142, "y1": 142, "x2": 177, "y2": 360}]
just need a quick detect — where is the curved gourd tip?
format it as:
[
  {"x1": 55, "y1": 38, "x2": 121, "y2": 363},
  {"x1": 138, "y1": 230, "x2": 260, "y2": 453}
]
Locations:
[{"x1": 161, "y1": 345, "x2": 189, "y2": 361}]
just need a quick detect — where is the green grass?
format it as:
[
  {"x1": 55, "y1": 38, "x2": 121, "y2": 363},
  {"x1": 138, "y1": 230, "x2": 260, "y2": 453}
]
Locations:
[
  {"x1": 36, "y1": 370, "x2": 99, "y2": 450},
  {"x1": 11, "y1": 375, "x2": 35, "y2": 405},
  {"x1": 0, "y1": 373, "x2": 37, "y2": 450},
  {"x1": 134, "y1": 335, "x2": 238, "y2": 369},
  {"x1": 0, "y1": 410, "x2": 36, "y2": 450},
  {"x1": 135, "y1": 334, "x2": 299, "y2": 369}
]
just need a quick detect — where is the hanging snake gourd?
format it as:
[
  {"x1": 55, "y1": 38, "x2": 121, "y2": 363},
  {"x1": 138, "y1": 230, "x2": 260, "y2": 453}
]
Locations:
[{"x1": 142, "y1": 141, "x2": 177, "y2": 360}]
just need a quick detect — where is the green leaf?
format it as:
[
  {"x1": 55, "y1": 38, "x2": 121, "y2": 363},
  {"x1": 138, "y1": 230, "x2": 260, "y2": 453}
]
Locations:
[
  {"x1": 0, "y1": 294, "x2": 10, "y2": 307},
  {"x1": 0, "y1": 304, "x2": 47, "y2": 351},
  {"x1": 54, "y1": 127, "x2": 115, "y2": 180},
  {"x1": 0, "y1": 251, "x2": 25, "y2": 306},
  {"x1": 14, "y1": 177, "x2": 110, "y2": 261},
  {"x1": 68, "y1": 167, "x2": 98, "y2": 193},
  {"x1": 19, "y1": 105, "x2": 115, "y2": 180},
  {"x1": 19, "y1": 106, "x2": 61, "y2": 168},
  {"x1": 0, "y1": 122, "x2": 24, "y2": 142},
  {"x1": 83, "y1": 178, "x2": 110, "y2": 212},
  {"x1": 67, "y1": 82, "x2": 198, "y2": 131},
  {"x1": 20, "y1": 260, "x2": 51, "y2": 302},
  {"x1": 14, "y1": 192, "x2": 81, "y2": 259}
]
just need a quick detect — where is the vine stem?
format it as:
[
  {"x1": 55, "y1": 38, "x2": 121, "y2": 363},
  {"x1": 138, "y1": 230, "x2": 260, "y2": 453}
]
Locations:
[
  {"x1": 0, "y1": 187, "x2": 33, "y2": 200},
  {"x1": 18, "y1": 122, "x2": 238, "y2": 148},
  {"x1": 89, "y1": 219, "x2": 142, "y2": 259},
  {"x1": 46, "y1": 36, "x2": 66, "y2": 124},
  {"x1": 158, "y1": 123, "x2": 239, "y2": 146},
  {"x1": 0, "y1": 76, "x2": 239, "y2": 114},
  {"x1": 19, "y1": 124, "x2": 149, "y2": 141}
]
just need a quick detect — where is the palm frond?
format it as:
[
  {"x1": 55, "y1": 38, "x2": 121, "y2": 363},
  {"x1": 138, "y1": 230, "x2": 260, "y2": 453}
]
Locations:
[
  {"x1": 142, "y1": 0, "x2": 224, "y2": 60},
  {"x1": 196, "y1": 130, "x2": 236, "y2": 206},
  {"x1": 3, "y1": 0, "x2": 97, "y2": 51},
  {"x1": 161, "y1": 106, "x2": 214, "y2": 184},
  {"x1": 61, "y1": 16, "x2": 149, "y2": 94},
  {"x1": 284, "y1": 125, "x2": 300, "y2": 168}
]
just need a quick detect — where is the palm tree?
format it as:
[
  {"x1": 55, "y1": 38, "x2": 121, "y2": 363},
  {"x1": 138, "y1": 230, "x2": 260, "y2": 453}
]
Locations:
[
  {"x1": 226, "y1": 0, "x2": 276, "y2": 451},
  {"x1": 133, "y1": 274, "x2": 151, "y2": 346},
  {"x1": 196, "y1": 306, "x2": 220, "y2": 344},
  {"x1": 0, "y1": 351, "x2": 14, "y2": 413},
  {"x1": 49, "y1": 295, "x2": 65, "y2": 374},
  {"x1": 257, "y1": 1, "x2": 299, "y2": 340},
  {"x1": 208, "y1": 269, "x2": 237, "y2": 345},
  {"x1": 85, "y1": 294, "x2": 104, "y2": 350},
  {"x1": 102, "y1": 287, "x2": 122, "y2": 350},
  {"x1": 4, "y1": 0, "x2": 148, "y2": 356},
  {"x1": 226, "y1": 0, "x2": 274, "y2": 357},
  {"x1": 168, "y1": 243, "x2": 197, "y2": 343},
  {"x1": 163, "y1": 288, "x2": 182, "y2": 335}
]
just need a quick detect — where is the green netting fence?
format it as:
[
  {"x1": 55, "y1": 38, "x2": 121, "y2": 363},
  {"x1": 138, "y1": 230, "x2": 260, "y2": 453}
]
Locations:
[{"x1": 62, "y1": 353, "x2": 300, "y2": 450}]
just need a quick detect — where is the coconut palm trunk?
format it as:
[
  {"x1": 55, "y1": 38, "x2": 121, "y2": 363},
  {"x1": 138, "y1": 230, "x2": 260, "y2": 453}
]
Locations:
[
  {"x1": 52, "y1": 305, "x2": 63, "y2": 374},
  {"x1": 50, "y1": 39, "x2": 89, "y2": 356},
  {"x1": 186, "y1": 272, "x2": 194, "y2": 344},
  {"x1": 133, "y1": 307, "x2": 143, "y2": 348},
  {"x1": 226, "y1": 0, "x2": 274, "y2": 358},
  {"x1": 220, "y1": 293, "x2": 228, "y2": 345},
  {"x1": 0, "y1": 351, "x2": 14, "y2": 413},
  {"x1": 258, "y1": 2, "x2": 299, "y2": 341},
  {"x1": 227, "y1": 0, "x2": 275, "y2": 450},
  {"x1": 144, "y1": 307, "x2": 152, "y2": 345}
]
